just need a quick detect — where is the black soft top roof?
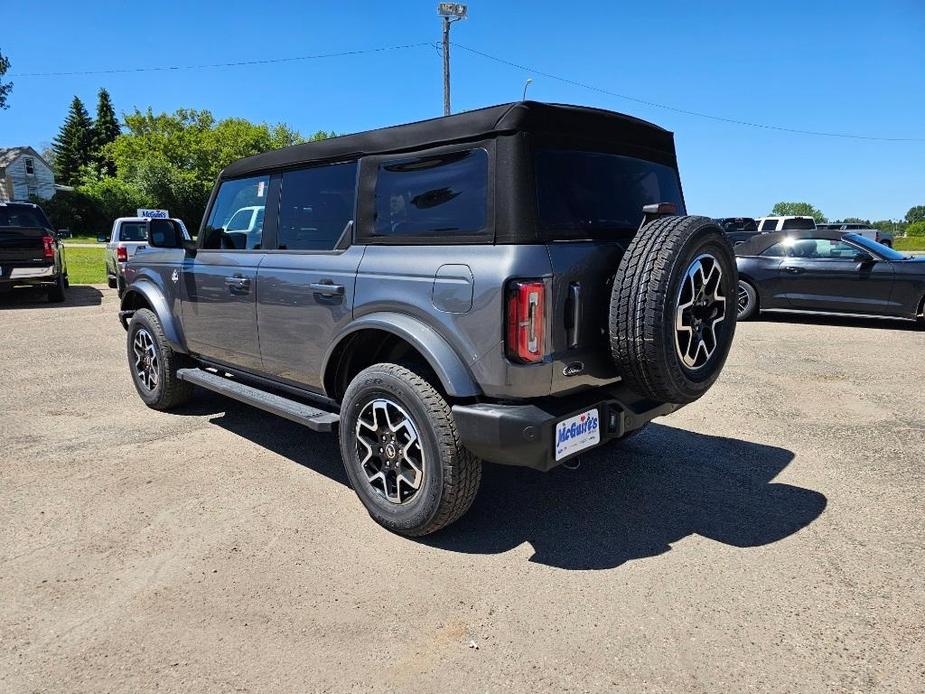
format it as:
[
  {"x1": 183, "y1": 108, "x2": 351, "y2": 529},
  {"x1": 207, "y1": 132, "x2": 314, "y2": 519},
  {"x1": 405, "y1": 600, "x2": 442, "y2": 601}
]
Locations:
[
  {"x1": 735, "y1": 229, "x2": 846, "y2": 256},
  {"x1": 221, "y1": 101, "x2": 675, "y2": 179}
]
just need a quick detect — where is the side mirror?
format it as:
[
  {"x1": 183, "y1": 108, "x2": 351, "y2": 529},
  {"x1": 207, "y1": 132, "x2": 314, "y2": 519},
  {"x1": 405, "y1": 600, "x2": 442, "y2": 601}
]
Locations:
[
  {"x1": 96, "y1": 232, "x2": 108, "y2": 243},
  {"x1": 146, "y1": 219, "x2": 184, "y2": 249},
  {"x1": 181, "y1": 238, "x2": 198, "y2": 255}
]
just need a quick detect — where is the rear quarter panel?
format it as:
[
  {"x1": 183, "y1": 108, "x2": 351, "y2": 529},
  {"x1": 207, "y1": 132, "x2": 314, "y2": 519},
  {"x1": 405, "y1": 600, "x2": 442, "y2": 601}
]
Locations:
[{"x1": 354, "y1": 244, "x2": 554, "y2": 399}]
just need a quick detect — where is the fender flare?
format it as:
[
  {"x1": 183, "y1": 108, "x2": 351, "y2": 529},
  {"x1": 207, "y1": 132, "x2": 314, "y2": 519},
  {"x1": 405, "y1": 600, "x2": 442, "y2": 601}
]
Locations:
[
  {"x1": 322, "y1": 313, "x2": 481, "y2": 398},
  {"x1": 120, "y1": 279, "x2": 186, "y2": 353}
]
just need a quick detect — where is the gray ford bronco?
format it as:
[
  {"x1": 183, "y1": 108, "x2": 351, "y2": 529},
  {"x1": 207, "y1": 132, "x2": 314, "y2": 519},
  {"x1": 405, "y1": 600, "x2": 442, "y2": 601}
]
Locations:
[{"x1": 119, "y1": 102, "x2": 737, "y2": 536}]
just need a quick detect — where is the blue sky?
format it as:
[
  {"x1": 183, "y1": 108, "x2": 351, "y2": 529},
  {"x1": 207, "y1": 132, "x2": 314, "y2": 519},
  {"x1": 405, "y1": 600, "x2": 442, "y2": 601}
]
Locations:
[{"x1": 2, "y1": 0, "x2": 923, "y2": 220}]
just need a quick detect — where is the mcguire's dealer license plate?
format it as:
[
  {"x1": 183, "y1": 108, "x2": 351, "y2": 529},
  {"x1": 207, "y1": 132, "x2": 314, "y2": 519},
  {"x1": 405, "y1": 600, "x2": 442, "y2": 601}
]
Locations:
[{"x1": 554, "y1": 408, "x2": 601, "y2": 461}]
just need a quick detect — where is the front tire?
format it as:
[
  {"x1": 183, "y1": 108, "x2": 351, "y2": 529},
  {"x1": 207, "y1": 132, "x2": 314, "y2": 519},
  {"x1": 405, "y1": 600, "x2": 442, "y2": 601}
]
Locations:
[
  {"x1": 339, "y1": 363, "x2": 481, "y2": 537},
  {"x1": 126, "y1": 308, "x2": 193, "y2": 410}
]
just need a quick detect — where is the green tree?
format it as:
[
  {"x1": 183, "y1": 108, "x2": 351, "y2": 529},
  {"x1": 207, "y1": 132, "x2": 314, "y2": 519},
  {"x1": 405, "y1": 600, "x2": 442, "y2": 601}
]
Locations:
[
  {"x1": 52, "y1": 96, "x2": 95, "y2": 185},
  {"x1": 104, "y1": 108, "x2": 314, "y2": 226},
  {"x1": 0, "y1": 49, "x2": 11, "y2": 110},
  {"x1": 905, "y1": 206, "x2": 925, "y2": 224},
  {"x1": 871, "y1": 219, "x2": 906, "y2": 236},
  {"x1": 93, "y1": 88, "x2": 121, "y2": 176},
  {"x1": 906, "y1": 221, "x2": 925, "y2": 237},
  {"x1": 770, "y1": 202, "x2": 828, "y2": 223}
]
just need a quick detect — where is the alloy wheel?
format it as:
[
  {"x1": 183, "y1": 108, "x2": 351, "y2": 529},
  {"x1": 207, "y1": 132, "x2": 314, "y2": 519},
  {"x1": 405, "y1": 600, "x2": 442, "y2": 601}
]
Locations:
[
  {"x1": 355, "y1": 398, "x2": 425, "y2": 504},
  {"x1": 737, "y1": 281, "x2": 751, "y2": 318},
  {"x1": 132, "y1": 328, "x2": 159, "y2": 391},
  {"x1": 674, "y1": 253, "x2": 726, "y2": 370}
]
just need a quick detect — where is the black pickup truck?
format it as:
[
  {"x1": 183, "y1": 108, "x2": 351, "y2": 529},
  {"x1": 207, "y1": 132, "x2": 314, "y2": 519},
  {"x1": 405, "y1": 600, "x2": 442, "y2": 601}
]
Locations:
[{"x1": 0, "y1": 202, "x2": 68, "y2": 302}]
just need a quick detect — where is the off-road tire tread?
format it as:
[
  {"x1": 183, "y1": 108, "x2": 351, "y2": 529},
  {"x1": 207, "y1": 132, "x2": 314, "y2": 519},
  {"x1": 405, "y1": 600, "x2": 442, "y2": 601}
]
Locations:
[
  {"x1": 344, "y1": 363, "x2": 481, "y2": 536},
  {"x1": 47, "y1": 273, "x2": 66, "y2": 303},
  {"x1": 129, "y1": 308, "x2": 194, "y2": 410},
  {"x1": 609, "y1": 215, "x2": 734, "y2": 403}
]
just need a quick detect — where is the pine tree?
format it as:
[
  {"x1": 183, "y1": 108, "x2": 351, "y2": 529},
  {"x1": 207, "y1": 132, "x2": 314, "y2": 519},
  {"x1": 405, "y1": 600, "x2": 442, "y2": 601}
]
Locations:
[
  {"x1": 93, "y1": 88, "x2": 120, "y2": 176},
  {"x1": 52, "y1": 96, "x2": 94, "y2": 185}
]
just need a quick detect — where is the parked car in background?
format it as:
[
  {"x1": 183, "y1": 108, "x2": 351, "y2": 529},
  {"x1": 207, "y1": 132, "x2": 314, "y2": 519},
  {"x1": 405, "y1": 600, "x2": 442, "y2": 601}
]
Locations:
[
  {"x1": 716, "y1": 217, "x2": 759, "y2": 246},
  {"x1": 735, "y1": 229, "x2": 925, "y2": 322},
  {"x1": 755, "y1": 216, "x2": 817, "y2": 232},
  {"x1": 0, "y1": 201, "x2": 68, "y2": 302},
  {"x1": 117, "y1": 101, "x2": 739, "y2": 536},
  {"x1": 817, "y1": 223, "x2": 894, "y2": 248},
  {"x1": 101, "y1": 217, "x2": 190, "y2": 293}
]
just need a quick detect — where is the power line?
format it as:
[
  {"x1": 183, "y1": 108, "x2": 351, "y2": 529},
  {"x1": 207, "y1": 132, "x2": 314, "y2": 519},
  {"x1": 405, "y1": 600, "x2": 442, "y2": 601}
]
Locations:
[
  {"x1": 8, "y1": 42, "x2": 432, "y2": 78},
  {"x1": 452, "y1": 42, "x2": 925, "y2": 143}
]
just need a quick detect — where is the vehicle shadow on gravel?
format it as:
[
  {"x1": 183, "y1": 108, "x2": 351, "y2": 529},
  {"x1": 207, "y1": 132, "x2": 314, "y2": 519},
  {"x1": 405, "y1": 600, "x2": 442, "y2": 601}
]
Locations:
[
  {"x1": 424, "y1": 424, "x2": 828, "y2": 570},
  {"x1": 179, "y1": 395, "x2": 827, "y2": 571},
  {"x1": 0, "y1": 285, "x2": 104, "y2": 309}
]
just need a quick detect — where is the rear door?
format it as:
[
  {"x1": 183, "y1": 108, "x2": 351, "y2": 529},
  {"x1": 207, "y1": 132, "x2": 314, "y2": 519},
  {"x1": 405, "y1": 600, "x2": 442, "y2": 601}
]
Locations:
[
  {"x1": 777, "y1": 237, "x2": 895, "y2": 313},
  {"x1": 179, "y1": 175, "x2": 269, "y2": 371},
  {"x1": 256, "y1": 161, "x2": 361, "y2": 391}
]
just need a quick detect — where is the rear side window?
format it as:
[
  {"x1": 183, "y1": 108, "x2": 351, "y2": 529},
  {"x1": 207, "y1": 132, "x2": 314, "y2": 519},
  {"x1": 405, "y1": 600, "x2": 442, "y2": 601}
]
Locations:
[
  {"x1": 535, "y1": 150, "x2": 685, "y2": 239},
  {"x1": 278, "y1": 162, "x2": 357, "y2": 250},
  {"x1": 119, "y1": 222, "x2": 147, "y2": 242},
  {"x1": 372, "y1": 149, "x2": 488, "y2": 238},
  {"x1": 201, "y1": 175, "x2": 270, "y2": 250},
  {"x1": 0, "y1": 206, "x2": 48, "y2": 228},
  {"x1": 759, "y1": 219, "x2": 778, "y2": 231}
]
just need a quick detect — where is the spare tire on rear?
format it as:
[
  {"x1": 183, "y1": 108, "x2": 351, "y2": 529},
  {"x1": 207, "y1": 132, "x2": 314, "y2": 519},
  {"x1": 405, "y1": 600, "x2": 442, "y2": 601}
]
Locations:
[{"x1": 609, "y1": 215, "x2": 737, "y2": 404}]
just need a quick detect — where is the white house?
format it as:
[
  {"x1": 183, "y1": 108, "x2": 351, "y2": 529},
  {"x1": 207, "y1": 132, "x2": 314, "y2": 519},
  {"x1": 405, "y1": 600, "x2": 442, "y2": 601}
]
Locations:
[{"x1": 0, "y1": 146, "x2": 56, "y2": 202}]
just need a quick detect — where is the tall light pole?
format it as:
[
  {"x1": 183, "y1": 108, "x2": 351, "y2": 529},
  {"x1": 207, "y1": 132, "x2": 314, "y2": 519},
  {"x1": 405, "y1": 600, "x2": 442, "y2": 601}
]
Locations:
[{"x1": 438, "y1": 3, "x2": 468, "y2": 116}]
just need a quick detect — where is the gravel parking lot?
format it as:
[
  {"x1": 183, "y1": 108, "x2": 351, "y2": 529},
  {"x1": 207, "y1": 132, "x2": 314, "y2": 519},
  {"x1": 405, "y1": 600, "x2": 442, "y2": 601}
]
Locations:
[{"x1": 1, "y1": 285, "x2": 923, "y2": 692}]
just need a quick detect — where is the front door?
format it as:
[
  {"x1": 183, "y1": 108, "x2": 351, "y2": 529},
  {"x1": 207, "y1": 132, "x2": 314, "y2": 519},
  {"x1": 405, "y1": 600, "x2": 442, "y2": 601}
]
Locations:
[
  {"x1": 179, "y1": 174, "x2": 270, "y2": 371},
  {"x1": 778, "y1": 237, "x2": 895, "y2": 313}
]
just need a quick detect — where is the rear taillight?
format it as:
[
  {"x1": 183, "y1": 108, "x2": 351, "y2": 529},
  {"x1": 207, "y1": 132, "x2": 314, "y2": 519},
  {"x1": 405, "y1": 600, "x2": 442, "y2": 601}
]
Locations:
[
  {"x1": 41, "y1": 235, "x2": 55, "y2": 260},
  {"x1": 116, "y1": 245, "x2": 128, "y2": 262},
  {"x1": 506, "y1": 280, "x2": 545, "y2": 364}
]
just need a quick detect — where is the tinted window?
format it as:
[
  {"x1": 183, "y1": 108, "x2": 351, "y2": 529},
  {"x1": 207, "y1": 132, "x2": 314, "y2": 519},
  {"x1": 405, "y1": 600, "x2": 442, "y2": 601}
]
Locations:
[
  {"x1": 278, "y1": 162, "x2": 357, "y2": 250},
  {"x1": 0, "y1": 206, "x2": 48, "y2": 228},
  {"x1": 202, "y1": 175, "x2": 270, "y2": 250},
  {"x1": 763, "y1": 237, "x2": 857, "y2": 258},
  {"x1": 373, "y1": 149, "x2": 487, "y2": 237},
  {"x1": 781, "y1": 218, "x2": 816, "y2": 230},
  {"x1": 119, "y1": 222, "x2": 147, "y2": 242},
  {"x1": 536, "y1": 150, "x2": 685, "y2": 238},
  {"x1": 759, "y1": 219, "x2": 778, "y2": 231}
]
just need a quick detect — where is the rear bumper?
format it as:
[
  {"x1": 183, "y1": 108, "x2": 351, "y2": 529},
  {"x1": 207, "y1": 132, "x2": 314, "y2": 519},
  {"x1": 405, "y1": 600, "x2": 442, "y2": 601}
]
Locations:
[
  {"x1": 452, "y1": 383, "x2": 679, "y2": 471},
  {"x1": 0, "y1": 264, "x2": 57, "y2": 285}
]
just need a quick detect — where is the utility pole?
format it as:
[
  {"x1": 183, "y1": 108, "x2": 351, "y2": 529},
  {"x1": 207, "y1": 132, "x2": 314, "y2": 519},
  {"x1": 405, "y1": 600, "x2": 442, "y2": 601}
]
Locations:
[{"x1": 437, "y1": 3, "x2": 468, "y2": 116}]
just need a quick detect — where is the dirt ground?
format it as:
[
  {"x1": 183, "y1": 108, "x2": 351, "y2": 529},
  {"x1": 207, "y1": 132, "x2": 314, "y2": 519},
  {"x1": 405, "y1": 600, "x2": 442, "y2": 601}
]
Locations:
[{"x1": 1, "y1": 285, "x2": 923, "y2": 693}]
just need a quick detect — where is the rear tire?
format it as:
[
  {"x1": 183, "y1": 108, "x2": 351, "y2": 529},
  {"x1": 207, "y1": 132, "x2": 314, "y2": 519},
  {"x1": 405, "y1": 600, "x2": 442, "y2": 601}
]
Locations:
[
  {"x1": 737, "y1": 280, "x2": 759, "y2": 320},
  {"x1": 126, "y1": 308, "x2": 194, "y2": 410},
  {"x1": 339, "y1": 363, "x2": 481, "y2": 536},
  {"x1": 609, "y1": 215, "x2": 737, "y2": 404},
  {"x1": 47, "y1": 273, "x2": 66, "y2": 303}
]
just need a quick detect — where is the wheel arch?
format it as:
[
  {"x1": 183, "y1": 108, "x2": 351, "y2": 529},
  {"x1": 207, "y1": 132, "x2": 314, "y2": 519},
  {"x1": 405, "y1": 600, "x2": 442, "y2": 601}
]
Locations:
[
  {"x1": 322, "y1": 313, "x2": 481, "y2": 402},
  {"x1": 120, "y1": 280, "x2": 186, "y2": 352}
]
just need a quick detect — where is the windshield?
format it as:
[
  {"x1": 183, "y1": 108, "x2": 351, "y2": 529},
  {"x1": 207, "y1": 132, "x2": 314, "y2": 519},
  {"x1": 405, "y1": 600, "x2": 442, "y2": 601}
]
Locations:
[
  {"x1": 846, "y1": 233, "x2": 909, "y2": 261},
  {"x1": 0, "y1": 206, "x2": 50, "y2": 229},
  {"x1": 536, "y1": 150, "x2": 685, "y2": 239}
]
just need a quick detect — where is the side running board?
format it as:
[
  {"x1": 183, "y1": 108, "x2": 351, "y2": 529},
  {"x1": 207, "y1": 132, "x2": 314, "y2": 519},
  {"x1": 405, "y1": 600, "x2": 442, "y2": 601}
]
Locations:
[{"x1": 177, "y1": 368, "x2": 339, "y2": 432}]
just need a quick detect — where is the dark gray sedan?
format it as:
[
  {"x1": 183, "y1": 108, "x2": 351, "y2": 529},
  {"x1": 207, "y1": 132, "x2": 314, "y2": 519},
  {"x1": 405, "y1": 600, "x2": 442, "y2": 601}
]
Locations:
[{"x1": 735, "y1": 230, "x2": 925, "y2": 322}]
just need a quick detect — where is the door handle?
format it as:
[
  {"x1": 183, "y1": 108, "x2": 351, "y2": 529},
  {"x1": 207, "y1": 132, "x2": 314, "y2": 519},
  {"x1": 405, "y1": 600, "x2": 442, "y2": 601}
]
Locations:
[
  {"x1": 310, "y1": 281, "x2": 345, "y2": 296},
  {"x1": 224, "y1": 275, "x2": 251, "y2": 291},
  {"x1": 783, "y1": 266, "x2": 803, "y2": 274}
]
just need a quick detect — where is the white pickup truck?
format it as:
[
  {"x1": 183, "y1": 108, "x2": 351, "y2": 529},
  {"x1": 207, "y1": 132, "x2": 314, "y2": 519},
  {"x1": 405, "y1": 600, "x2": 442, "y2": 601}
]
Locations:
[{"x1": 100, "y1": 217, "x2": 190, "y2": 292}]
